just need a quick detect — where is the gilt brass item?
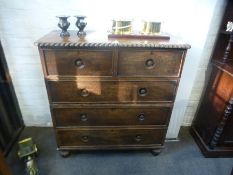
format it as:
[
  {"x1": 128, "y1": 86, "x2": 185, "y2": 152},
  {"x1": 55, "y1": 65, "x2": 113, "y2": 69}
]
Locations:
[
  {"x1": 18, "y1": 138, "x2": 38, "y2": 158},
  {"x1": 112, "y1": 20, "x2": 132, "y2": 34},
  {"x1": 18, "y1": 138, "x2": 38, "y2": 175},
  {"x1": 142, "y1": 21, "x2": 161, "y2": 34}
]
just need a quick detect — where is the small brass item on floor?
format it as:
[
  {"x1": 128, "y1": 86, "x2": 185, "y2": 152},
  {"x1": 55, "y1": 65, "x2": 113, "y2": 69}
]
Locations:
[{"x1": 18, "y1": 138, "x2": 38, "y2": 175}]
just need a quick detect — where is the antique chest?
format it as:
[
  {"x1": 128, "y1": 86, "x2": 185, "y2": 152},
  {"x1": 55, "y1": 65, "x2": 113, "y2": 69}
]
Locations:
[{"x1": 36, "y1": 31, "x2": 190, "y2": 156}]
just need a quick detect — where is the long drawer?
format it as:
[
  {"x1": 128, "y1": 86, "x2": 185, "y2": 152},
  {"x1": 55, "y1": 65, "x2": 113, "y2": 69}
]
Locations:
[
  {"x1": 118, "y1": 49, "x2": 184, "y2": 77},
  {"x1": 56, "y1": 128, "x2": 166, "y2": 147},
  {"x1": 52, "y1": 105, "x2": 172, "y2": 127},
  {"x1": 47, "y1": 80, "x2": 177, "y2": 103},
  {"x1": 43, "y1": 49, "x2": 113, "y2": 76}
]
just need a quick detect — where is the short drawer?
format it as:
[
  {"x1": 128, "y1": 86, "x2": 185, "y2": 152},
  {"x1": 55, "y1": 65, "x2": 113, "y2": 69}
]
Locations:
[
  {"x1": 47, "y1": 80, "x2": 177, "y2": 103},
  {"x1": 52, "y1": 106, "x2": 172, "y2": 127},
  {"x1": 118, "y1": 49, "x2": 184, "y2": 77},
  {"x1": 56, "y1": 128, "x2": 166, "y2": 147},
  {"x1": 43, "y1": 49, "x2": 113, "y2": 76}
]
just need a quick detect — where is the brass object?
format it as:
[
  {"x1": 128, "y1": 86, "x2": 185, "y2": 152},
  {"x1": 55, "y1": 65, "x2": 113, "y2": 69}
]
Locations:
[
  {"x1": 142, "y1": 21, "x2": 161, "y2": 34},
  {"x1": 18, "y1": 138, "x2": 38, "y2": 158},
  {"x1": 18, "y1": 138, "x2": 38, "y2": 175},
  {"x1": 112, "y1": 20, "x2": 132, "y2": 34}
]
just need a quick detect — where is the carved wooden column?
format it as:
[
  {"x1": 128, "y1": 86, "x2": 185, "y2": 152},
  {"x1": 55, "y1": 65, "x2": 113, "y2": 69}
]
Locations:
[
  {"x1": 223, "y1": 34, "x2": 233, "y2": 62},
  {"x1": 209, "y1": 97, "x2": 233, "y2": 149}
]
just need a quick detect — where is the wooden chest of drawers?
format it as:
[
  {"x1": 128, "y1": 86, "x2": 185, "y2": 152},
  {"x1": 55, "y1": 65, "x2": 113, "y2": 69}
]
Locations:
[{"x1": 37, "y1": 31, "x2": 190, "y2": 156}]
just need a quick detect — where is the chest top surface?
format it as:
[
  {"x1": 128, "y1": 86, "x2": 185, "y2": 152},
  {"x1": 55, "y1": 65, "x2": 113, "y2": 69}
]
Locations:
[{"x1": 36, "y1": 31, "x2": 191, "y2": 49}]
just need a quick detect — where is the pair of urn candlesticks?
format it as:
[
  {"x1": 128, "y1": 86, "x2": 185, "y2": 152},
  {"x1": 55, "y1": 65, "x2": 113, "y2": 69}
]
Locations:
[{"x1": 57, "y1": 16, "x2": 86, "y2": 37}]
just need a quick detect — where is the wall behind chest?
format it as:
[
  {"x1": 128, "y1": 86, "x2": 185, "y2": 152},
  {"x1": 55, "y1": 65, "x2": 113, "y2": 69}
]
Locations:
[{"x1": 0, "y1": 0, "x2": 226, "y2": 138}]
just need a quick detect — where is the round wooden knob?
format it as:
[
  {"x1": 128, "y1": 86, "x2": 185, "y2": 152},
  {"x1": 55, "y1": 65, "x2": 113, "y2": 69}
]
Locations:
[
  {"x1": 81, "y1": 136, "x2": 89, "y2": 142},
  {"x1": 81, "y1": 89, "x2": 89, "y2": 97},
  {"x1": 80, "y1": 114, "x2": 88, "y2": 121},
  {"x1": 135, "y1": 135, "x2": 142, "y2": 142},
  {"x1": 75, "y1": 58, "x2": 85, "y2": 69},
  {"x1": 138, "y1": 88, "x2": 148, "y2": 96},
  {"x1": 145, "y1": 59, "x2": 155, "y2": 69},
  {"x1": 138, "y1": 113, "x2": 145, "y2": 121}
]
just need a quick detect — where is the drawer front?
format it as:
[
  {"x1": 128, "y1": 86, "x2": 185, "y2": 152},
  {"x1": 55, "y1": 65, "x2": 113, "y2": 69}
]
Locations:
[
  {"x1": 48, "y1": 80, "x2": 177, "y2": 103},
  {"x1": 44, "y1": 49, "x2": 113, "y2": 76},
  {"x1": 56, "y1": 128, "x2": 166, "y2": 147},
  {"x1": 118, "y1": 49, "x2": 184, "y2": 77},
  {"x1": 53, "y1": 106, "x2": 172, "y2": 127}
]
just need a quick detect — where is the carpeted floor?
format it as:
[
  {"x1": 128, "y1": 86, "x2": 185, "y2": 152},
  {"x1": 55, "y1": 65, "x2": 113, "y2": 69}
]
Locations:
[{"x1": 6, "y1": 127, "x2": 233, "y2": 175}]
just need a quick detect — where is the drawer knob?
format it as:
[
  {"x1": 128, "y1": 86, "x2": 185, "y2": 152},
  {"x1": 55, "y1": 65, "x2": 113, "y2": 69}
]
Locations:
[
  {"x1": 75, "y1": 59, "x2": 85, "y2": 69},
  {"x1": 135, "y1": 135, "x2": 142, "y2": 142},
  {"x1": 138, "y1": 88, "x2": 148, "y2": 96},
  {"x1": 145, "y1": 59, "x2": 155, "y2": 69},
  {"x1": 138, "y1": 113, "x2": 145, "y2": 121},
  {"x1": 81, "y1": 136, "x2": 89, "y2": 142},
  {"x1": 80, "y1": 114, "x2": 88, "y2": 121},
  {"x1": 80, "y1": 89, "x2": 89, "y2": 97}
]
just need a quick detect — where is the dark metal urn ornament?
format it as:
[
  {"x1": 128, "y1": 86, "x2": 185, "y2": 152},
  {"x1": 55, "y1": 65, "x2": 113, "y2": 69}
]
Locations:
[
  {"x1": 56, "y1": 16, "x2": 70, "y2": 37},
  {"x1": 74, "y1": 16, "x2": 87, "y2": 37}
]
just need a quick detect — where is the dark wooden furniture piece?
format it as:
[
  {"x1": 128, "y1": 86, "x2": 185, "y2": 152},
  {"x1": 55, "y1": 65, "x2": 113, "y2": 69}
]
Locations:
[
  {"x1": 191, "y1": 0, "x2": 233, "y2": 157},
  {"x1": 36, "y1": 31, "x2": 190, "y2": 156},
  {"x1": 0, "y1": 41, "x2": 24, "y2": 156},
  {"x1": 0, "y1": 151, "x2": 13, "y2": 175}
]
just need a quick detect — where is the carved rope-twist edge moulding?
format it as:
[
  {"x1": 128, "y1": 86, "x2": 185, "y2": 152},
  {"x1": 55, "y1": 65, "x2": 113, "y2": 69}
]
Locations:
[{"x1": 36, "y1": 42, "x2": 191, "y2": 49}]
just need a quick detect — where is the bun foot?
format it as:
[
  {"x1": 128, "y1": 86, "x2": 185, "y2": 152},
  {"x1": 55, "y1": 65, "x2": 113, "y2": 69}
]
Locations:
[
  {"x1": 151, "y1": 149, "x2": 161, "y2": 156},
  {"x1": 59, "y1": 150, "x2": 70, "y2": 158}
]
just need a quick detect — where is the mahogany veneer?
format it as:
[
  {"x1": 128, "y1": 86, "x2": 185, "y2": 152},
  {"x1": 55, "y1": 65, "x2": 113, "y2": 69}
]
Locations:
[{"x1": 37, "y1": 31, "x2": 190, "y2": 156}]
